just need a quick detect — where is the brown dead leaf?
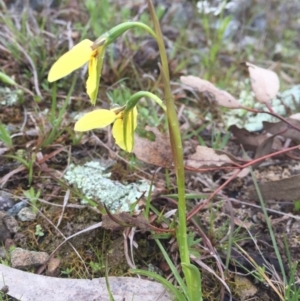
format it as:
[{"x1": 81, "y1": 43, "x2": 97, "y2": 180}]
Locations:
[
  {"x1": 233, "y1": 218, "x2": 253, "y2": 230},
  {"x1": 46, "y1": 258, "x2": 61, "y2": 277},
  {"x1": 229, "y1": 125, "x2": 282, "y2": 151},
  {"x1": 180, "y1": 75, "x2": 241, "y2": 108},
  {"x1": 236, "y1": 168, "x2": 250, "y2": 178},
  {"x1": 133, "y1": 127, "x2": 173, "y2": 168},
  {"x1": 253, "y1": 135, "x2": 278, "y2": 167},
  {"x1": 215, "y1": 149, "x2": 248, "y2": 165},
  {"x1": 289, "y1": 113, "x2": 300, "y2": 120},
  {"x1": 245, "y1": 62, "x2": 280, "y2": 104},
  {"x1": 102, "y1": 212, "x2": 152, "y2": 231},
  {"x1": 248, "y1": 174, "x2": 300, "y2": 201},
  {"x1": 263, "y1": 118, "x2": 300, "y2": 142},
  {"x1": 185, "y1": 145, "x2": 233, "y2": 169},
  {"x1": 222, "y1": 167, "x2": 250, "y2": 179}
]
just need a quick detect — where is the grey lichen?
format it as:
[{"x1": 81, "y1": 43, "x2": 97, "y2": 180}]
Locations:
[
  {"x1": 64, "y1": 161, "x2": 151, "y2": 213},
  {"x1": 0, "y1": 87, "x2": 23, "y2": 106}
]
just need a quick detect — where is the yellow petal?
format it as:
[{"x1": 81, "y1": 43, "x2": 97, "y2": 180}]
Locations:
[
  {"x1": 74, "y1": 109, "x2": 116, "y2": 132},
  {"x1": 48, "y1": 39, "x2": 93, "y2": 82},
  {"x1": 86, "y1": 46, "x2": 106, "y2": 105},
  {"x1": 86, "y1": 54, "x2": 97, "y2": 101},
  {"x1": 112, "y1": 118, "x2": 126, "y2": 150},
  {"x1": 112, "y1": 107, "x2": 138, "y2": 152}
]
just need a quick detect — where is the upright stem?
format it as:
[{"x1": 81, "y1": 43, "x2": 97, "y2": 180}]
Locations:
[{"x1": 146, "y1": 0, "x2": 190, "y2": 268}]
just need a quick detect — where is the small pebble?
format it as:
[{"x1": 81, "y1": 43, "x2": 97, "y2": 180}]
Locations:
[
  {"x1": 0, "y1": 211, "x2": 18, "y2": 245},
  {"x1": 11, "y1": 248, "x2": 49, "y2": 269},
  {"x1": 2, "y1": 214, "x2": 18, "y2": 234},
  {"x1": 46, "y1": 258, "x2": 61, "y2": 277},
  {"x1": 0, "y1": 191, "x2": 15, "y2": 212},
  {"x1": 7, "y1": 200, "x2": 27, "y2": 216},
  {"x1": 17, "y1": 207, "x2": 36, "y2": 222},
  {"x1": 0, "y1": 246, "x2": 7, "y2": 259}
]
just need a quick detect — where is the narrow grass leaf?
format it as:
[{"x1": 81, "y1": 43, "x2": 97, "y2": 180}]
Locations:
[
  {"x1": 129, "y1": 269, "x2": 186, "y2": 301},
  {"x1": 155, "y1": 239, "x2": 189, "y2": 298},
  {"x1": 249, "y1": 167, "x2": 287, "y2": 284},
  {"x1": 105, "y1": 257, "x2": 115, "y2": 301}
]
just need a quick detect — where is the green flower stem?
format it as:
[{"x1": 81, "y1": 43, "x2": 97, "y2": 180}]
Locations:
[
  {"x1": 125, "y1": 91, "x2": 166, "y2": 112},
  {"x1": 93, "y1": 22, "x2": 157, "y2": 49},
  {"x1": 90, "y1": 22, "x2": 158, "y2": 106},
  {"x1": 147, "y1": 0, "x2": 201, "y2": 299},
  {"x1": 93, "y1": 4, "x2": 201, "y2": 298},
  {"x1": 146, "y1": 0, "x2": 187, "y2": 259}
]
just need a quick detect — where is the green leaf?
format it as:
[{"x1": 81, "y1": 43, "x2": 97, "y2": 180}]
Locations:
[
  {"x1": 0, "y1": 124, "x2": 13, "y2": 148},
  {"x1": 129, "y1": 269, "x2": 186, "y2": 301},
  {"x1": 0, "y1": 71, "x2": 17, "y2": 86},
  {"x1": 181, "y1": 263, "x2": 202, "y2": 301}
]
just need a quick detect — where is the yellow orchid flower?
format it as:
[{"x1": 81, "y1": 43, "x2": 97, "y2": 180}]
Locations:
[
  {"x1": 47, "y1": 39, "x2": 105, "y2": 105},
  {"x1": 74, "y1": 106, "x2": 138, "y2": 152}
]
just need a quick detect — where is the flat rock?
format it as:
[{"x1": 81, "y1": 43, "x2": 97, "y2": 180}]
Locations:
[
  {"x1": 10, "y1": 248, "x2": 49, "y2": 269},
  {"x1": 0, "y1": 264, "x2": 172, "y2": 301},
  {"x1": 2, "y1": 214, "x2": 18, "y2": 234}
]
